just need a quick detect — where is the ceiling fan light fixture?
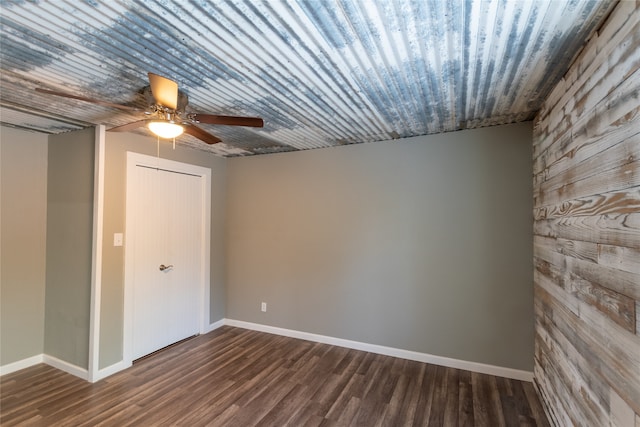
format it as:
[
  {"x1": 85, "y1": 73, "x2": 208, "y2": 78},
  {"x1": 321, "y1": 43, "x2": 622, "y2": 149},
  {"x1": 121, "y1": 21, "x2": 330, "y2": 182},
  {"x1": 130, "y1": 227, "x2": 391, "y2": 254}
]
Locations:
[{"x1": 148, "y1": 120, "x2": 184, "y2": 139}]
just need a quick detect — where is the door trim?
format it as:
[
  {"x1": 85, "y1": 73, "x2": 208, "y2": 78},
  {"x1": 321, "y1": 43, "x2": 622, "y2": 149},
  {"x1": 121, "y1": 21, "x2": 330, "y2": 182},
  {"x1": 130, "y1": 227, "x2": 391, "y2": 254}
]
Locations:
[
  {"x1": 89, "y1": 125, "x2": 106, "y2": 382},
  {"x1": 123, "y1": 152, "x2": 211, "y2": 366}
]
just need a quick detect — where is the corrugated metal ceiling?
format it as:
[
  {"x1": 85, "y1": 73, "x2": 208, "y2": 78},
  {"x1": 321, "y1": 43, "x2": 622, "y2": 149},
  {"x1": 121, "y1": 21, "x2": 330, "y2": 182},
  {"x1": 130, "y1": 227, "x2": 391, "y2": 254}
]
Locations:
[{"x1": 0, "y1": 0, "x2": 615, "y2": 156}]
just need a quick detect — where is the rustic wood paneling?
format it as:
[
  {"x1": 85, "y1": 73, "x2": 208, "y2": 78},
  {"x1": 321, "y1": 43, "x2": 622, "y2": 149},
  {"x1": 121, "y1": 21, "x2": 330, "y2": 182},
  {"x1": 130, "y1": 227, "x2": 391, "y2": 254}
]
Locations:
[{"x1": 533, "y1": 2, "x2": 640, "y2": 426}]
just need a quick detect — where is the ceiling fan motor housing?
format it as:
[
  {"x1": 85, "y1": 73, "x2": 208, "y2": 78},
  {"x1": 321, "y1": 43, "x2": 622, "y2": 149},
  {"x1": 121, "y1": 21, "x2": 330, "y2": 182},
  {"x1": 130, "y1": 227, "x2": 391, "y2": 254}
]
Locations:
[{"x1": 142, "y1": 86, "x2": 189, "y2": 113}]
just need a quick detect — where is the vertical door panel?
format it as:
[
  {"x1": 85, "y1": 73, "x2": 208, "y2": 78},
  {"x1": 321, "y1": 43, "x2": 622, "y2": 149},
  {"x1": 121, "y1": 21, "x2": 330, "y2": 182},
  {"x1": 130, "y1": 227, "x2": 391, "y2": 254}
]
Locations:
[
  {"x1": 130, "y1": 166, "x2": 202, "y2": 360},
  {"x1": 131, "y1": 166, "x2": 165, "y2": 359},
  {"x1": 164, "y1": 171, "x2": 202, "y2": 346}
]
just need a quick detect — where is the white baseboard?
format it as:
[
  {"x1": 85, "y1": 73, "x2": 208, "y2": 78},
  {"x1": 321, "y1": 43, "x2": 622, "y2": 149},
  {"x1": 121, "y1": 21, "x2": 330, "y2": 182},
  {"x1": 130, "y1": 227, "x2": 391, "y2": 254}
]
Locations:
[
  {"x1": 2, "y1": 322, "x2": 532, "y2": 383},
  {"x1": 204, "y1": 318, "x2": 226, "y2": 334},
  {"x1": 90, "y1": 360, "x2": 131, "y2": 383},
  {"x1": 42, "y1": 355, "x2": 88, "y2": 381},
  {"x1": 1, "y1": 354, "x2": 88, "y2": 380},
  {"x1": 225, "y1": 319, "x2": 534, "y2": 382},
  {"x1": 0, "y1": 354, "x2": 44, "y2": 376},
  {"x1": 1, "y1": 321, "x2": 229, "y2": 382}
]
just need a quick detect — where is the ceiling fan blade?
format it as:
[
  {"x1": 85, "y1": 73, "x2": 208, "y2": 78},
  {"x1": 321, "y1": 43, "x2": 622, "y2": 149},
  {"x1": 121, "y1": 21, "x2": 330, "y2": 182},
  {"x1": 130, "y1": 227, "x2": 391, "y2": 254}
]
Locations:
[
  {"x1": 108, "y1": 120, "x2": 150, "y2": 132},
  {"x1": 183, "y1": 125, "x2": 222, "y2": 145},
  {"x1": 193, "y1": 114, "x2": 264, "y2": 128},
  {"x1": 148, "y1": 72, "x2": 178, "y2": 110},
  {"x1": 35, "y1": 88, "x2": 141, "y2": 112}
]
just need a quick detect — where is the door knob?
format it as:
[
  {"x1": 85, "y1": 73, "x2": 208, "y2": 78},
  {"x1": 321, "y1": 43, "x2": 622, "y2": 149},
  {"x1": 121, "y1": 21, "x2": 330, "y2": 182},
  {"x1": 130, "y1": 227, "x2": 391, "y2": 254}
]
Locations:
[{"x1": 159, "y1": 264, "x2": 173, "y2": 271}]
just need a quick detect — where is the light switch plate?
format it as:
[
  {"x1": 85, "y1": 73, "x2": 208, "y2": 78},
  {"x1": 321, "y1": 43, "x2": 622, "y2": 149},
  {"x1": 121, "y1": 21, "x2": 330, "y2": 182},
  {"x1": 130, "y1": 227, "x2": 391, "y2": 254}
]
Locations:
[{"x1": 114, "y1": 233, "x2": 123, "y2": 247}]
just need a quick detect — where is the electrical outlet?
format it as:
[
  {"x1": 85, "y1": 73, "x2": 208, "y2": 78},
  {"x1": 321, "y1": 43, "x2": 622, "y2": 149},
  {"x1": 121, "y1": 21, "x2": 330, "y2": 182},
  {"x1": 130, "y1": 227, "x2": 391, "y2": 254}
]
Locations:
[{"x1": 261, "y1": 302, "x2": 267, "y2": 312}]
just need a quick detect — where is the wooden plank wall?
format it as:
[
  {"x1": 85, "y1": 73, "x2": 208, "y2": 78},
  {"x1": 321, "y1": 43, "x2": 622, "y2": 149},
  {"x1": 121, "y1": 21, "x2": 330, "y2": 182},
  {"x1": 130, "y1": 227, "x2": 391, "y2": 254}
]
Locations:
[{"x1": 532, "y1": 1, "x2": 640, "y2": 426}]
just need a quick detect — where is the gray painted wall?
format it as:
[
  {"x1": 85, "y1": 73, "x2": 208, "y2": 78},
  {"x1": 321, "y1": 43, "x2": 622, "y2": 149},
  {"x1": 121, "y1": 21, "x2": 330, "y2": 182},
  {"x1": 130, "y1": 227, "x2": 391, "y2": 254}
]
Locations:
[
  {"x1": 44, "y1": 128, "x2": 95, "y2": 368},
  {"x1": 2, "y1": 122, "x2": 532, "y2": 374},
  {"x1": 226, "y1": 122, "x2": 534, "y2": 370},
  {"x1": 99, "y1": 132, "x2": 227, "y2": 369},
  {"x1": 0, "y1": 127, "x2": 227, "y2": 371},
  {"x1": 0, "y1": 127, "x2": 48, "y2": 365}
]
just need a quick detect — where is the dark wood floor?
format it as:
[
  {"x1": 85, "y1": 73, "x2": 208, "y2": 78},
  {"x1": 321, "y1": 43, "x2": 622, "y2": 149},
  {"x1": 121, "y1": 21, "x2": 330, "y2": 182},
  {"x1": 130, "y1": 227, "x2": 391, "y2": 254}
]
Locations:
[{"x1": 1, "y1": 326, "x2": 550, "y2": 426}]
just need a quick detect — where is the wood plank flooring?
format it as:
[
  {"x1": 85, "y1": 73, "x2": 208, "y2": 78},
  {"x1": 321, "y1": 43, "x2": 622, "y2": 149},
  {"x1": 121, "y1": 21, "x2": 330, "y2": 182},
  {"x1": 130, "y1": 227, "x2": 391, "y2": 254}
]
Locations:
[{"x1": 1, "y1": 326, "x2": 550, "y2": 426}]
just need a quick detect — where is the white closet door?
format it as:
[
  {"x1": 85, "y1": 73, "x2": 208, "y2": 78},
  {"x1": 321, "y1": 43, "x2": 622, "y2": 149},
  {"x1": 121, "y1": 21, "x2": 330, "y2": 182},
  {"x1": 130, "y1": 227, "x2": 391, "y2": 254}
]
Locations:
[{"x1": 130, "y1": 166, "x2": 202, "y2": 360}]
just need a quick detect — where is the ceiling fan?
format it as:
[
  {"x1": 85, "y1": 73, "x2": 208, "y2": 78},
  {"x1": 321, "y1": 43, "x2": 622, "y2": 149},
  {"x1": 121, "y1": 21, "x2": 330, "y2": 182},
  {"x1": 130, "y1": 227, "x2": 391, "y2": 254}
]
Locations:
[{"x1": 35, "y1": 72, "x2": 264, "y2": 145}]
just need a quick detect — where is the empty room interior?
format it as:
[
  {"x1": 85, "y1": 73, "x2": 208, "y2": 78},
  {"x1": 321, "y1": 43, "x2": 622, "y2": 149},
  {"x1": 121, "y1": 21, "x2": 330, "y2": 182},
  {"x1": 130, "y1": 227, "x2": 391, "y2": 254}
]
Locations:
[{"x1": 0, "y1": 0, "x2": 638, "y2": 425}]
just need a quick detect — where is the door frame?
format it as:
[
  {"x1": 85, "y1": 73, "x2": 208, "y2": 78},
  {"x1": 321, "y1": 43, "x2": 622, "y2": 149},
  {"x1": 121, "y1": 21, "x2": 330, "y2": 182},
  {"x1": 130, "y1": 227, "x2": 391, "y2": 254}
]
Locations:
[{"x1": 122, "y1": 152, "x2": 211, "y2": 366}]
